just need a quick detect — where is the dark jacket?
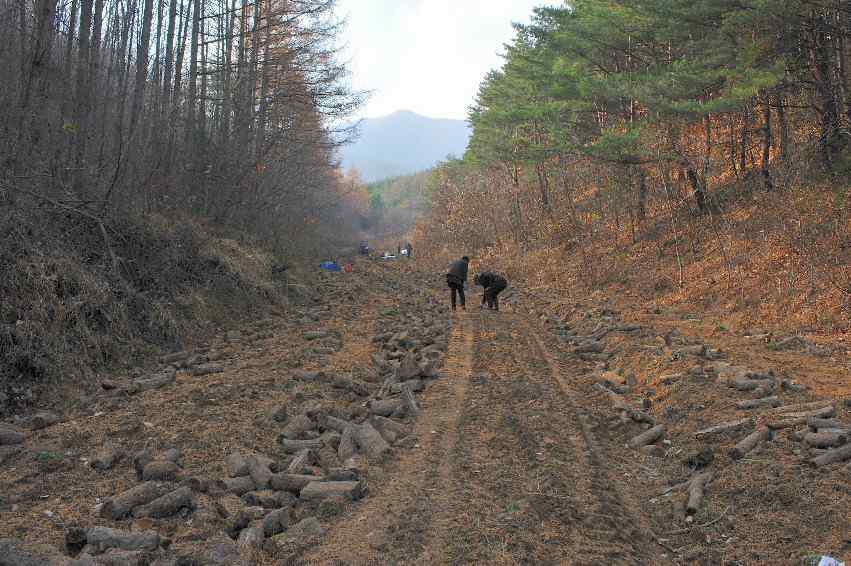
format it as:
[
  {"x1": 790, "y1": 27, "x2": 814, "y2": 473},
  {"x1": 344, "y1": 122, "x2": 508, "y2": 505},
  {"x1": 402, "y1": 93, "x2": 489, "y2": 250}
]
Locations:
[
  {"x1": 447, "y1": 258, "x2": 469, "y2": 283},
  {"x1": 476, "y1": 272, "x2": 507, "y2": 290}
]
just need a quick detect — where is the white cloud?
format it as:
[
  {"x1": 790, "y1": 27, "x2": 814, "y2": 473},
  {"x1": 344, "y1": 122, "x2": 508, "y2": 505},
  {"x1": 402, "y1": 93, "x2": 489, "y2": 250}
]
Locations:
[{"x1": 337, "y1": 0, "x2": 560, "y2": 119}]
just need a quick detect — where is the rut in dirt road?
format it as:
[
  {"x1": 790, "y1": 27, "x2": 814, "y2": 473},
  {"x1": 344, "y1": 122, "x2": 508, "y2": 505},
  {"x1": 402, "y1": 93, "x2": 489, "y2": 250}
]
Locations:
[
  {"x1": 300, "y1": 311, "x2": 477, "y2": 565},
  {"x1": 307, "y1": 309, "x2": 660, "y2": 565}
]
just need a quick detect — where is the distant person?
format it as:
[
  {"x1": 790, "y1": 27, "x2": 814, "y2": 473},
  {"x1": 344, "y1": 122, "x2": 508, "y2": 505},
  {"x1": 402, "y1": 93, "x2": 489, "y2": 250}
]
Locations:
[
  {"x1": 397, "y1": 244, "x2": 401, "y2": 256},
  {"x1": 474, "y1": 271, "x2": 507, "y2": 311},
  {"x1": 405, "y1": 242, "x2": 413, "y2": 259},
  {"x1": 446, "y1": 256, "x2": 469, "y2": 311}
]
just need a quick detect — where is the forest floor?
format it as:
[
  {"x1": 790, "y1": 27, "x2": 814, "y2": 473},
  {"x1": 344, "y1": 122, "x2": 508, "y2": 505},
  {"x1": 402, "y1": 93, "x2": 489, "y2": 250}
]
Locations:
[{"x1": 0, "y1": 258, "x2": 849, "y2": 565}]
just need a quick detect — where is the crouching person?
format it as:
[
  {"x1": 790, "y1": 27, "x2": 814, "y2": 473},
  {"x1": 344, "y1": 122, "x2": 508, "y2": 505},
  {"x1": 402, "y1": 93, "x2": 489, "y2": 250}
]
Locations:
[{"x1": 474, "y1": 271, "x2": 507, "y2": 311}]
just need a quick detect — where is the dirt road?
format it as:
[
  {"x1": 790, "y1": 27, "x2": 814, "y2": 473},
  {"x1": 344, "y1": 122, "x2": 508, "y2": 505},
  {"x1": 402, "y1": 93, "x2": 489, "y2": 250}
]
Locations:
[{"x1": 0, "y1": 260, "x2": 848, "y2": 565}]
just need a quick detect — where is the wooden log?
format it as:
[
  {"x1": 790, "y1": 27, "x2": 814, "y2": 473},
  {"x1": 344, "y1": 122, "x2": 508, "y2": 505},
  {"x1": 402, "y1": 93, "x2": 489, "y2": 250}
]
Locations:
[
  {"x1": 287, "y1": 450, "x2": 314, "y2": 474},
  {"x1": 810, "y1": 444, "x2": 851, "y2": 467},
  {"x1": 736, "y1": 396, "x2": 782, "y2": 410},
  {"x1": 789, "y1": 427, "x2": 809, "y2": 442},
  {"x1": 803, "y1": 432, "x2": 848, "y2": 448},
  {"x1": 263, "y1": 508, "x2": 291, "y2": 537},
  {"x1": 807, "y1": 417, "x2": 846, "y2": 431},
  {"x1": 100, "y1": 482, "x2": 175, "y2": 520},
  {"x1": 330, "y1": 375, "x2": 371, "y2": 396},
  {"x1": 280, "y1": 414, "x2": 315, "y2": 440},
  {"x1": 628, "y1": 424, "x2": 665, "y2": 449},
  {"x1": 390, "y1": 379, "x2": 425, "y2": 394},
  {"x1": 247, "y1": 456, "x2": 273, "y2": 490},
  {"x1": 318, "y1": 414, "x2": 352, "y2": 433},
  {"x1": 90, "y1": 443, "x2": 123, "y2": 471},
  {"x1": 222, "y1": 476, "x2": 256, "y2": 496},
  {"x1": 400, "y1": 384, "x2": 420, "y2": 417},
  {"x1": 226, "y1": 453, "x2": 250, "y2": 478},
  {"x1": 768, "y1": 400, "x2": 835, "y2": 415},
  {"x1": 768, "y1": 406, "x2": 836, "y2": 429},
  {"x1": 142, "y1": 461, "x2": 181, "y2": 481},
  {"x1": 731, "y1": 378, "x2": 763, "y2": 392},
  {"x1": 279, "y1": 438, "x2": 324, "y2": 453},
  {"x1": 694, "y1": 419, "x2": 754, "y2": 440},
  {"x1": 752, "y1": 381, "x2": 776, "y2": 398},
  {"x1": 132, "y1": 486, "x2": 193, "y2": 518},
  {"x1": 338, "y1": 426, "x2": 357, "y2": 461},
  {"x1": 0, "y1": 427, "x2": 24, "y2": 446},
  {"x1": 368, "y1": 398, "x2": 403, "y2": 417},
  {"x1": 269, "y1": 473, "x2": 324, "y2": 493},
  {"x1": 686, "y1": 472, "x2": 712, "y2": 515},
  {"x1": 369, "y1": 416, "x2": 410, "y2": 444},
  {"x1": 354, "y1": 422, "x2": 391, "y2": 460},
  {"x1": 596, "y1": 384, "x2": 656, "y2": 425},
  {"x1": 85, "y1": 526, "x2": 161, "y2": 553},
  {"x1": 237, "y1": 524, "x2": 265, "y2": 551},
  {"x1": 299, "y1": 480, "x2": 365, "y2": 501},
  {"x1": 730, "y1": 428, "x2": 772, "y2": 460}
]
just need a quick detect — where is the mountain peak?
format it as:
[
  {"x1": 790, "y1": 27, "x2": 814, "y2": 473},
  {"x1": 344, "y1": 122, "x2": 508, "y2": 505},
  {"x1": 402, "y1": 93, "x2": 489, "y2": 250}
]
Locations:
[{"x1": 341, "y1": 112, "x2": 471, "y2": 183}]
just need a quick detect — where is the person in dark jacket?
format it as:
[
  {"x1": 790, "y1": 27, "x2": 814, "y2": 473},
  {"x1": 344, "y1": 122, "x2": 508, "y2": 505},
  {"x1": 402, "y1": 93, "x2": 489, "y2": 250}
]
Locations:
[
  {"x1": 405, "y1": 242, "x2": 413, "y2": 259},
  {"x1": 446, "y1": 256, "x2": 469, "y2": 311},
  {"x1": 474, "y1": 271, "x2": 508, "y2": 311}
]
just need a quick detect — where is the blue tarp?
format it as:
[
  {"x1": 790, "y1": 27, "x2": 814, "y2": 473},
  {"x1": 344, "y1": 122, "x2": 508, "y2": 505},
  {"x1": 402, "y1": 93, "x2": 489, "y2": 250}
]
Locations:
[{"x1": 320, "y1": 261, "x2": 341, "y2": 272}]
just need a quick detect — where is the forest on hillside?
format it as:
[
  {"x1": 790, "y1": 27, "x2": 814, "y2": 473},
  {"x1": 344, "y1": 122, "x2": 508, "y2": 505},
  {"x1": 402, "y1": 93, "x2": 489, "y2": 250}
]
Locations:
[
  {"x1": 415, "y1": 0, "x2": 851, "y2": 333},
  {"x1": 0, "y1": 0, "x2": 363, "y2": 406}
]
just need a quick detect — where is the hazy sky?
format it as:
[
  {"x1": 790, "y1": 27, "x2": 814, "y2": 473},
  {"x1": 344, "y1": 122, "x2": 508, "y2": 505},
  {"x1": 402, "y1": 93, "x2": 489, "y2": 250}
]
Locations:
[{"x1": 336, "y1": 0, "x2": 559, "y2": 120}]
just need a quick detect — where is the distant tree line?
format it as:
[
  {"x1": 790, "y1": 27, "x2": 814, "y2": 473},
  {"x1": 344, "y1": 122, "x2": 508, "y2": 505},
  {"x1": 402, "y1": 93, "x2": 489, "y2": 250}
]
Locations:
[{"x1": 419, "y1": 0, "x2": 851, "y2": 269}]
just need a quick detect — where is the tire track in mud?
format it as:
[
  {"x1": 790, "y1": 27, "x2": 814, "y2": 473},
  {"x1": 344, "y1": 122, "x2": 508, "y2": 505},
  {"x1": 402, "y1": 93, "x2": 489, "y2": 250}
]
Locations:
[
  {"x1": 301, "y1": 312, "x2": 476, "y2": 565},
  {"x1": 524, "y1": 318, "x2": 656, "y2": 564},
  {"x1": 420, "y1": 311, "x2": 655, "y2": 564}
]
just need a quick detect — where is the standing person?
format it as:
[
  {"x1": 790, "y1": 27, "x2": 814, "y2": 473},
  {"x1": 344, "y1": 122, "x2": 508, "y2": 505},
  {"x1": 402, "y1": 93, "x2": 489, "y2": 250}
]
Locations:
[
  {"x1": 405, "y1": 242, "x2": 413, "y2": 259},
  {"x1": 474, "y1": 271, "x2": 508, "y2": 311},
  {"x1": 446, "y1": 256, "x2": 469, "y2": 311}
]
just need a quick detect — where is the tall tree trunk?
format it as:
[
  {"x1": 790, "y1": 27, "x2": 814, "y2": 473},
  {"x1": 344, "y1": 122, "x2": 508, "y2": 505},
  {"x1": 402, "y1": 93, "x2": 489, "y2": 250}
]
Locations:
[
  {"x1": 777, "y1": 95, "x2": 789, "y2": 161},
  {"x1": 761, "y1": 94, "x2": 773, "y2": 191},
  {"x1": 129, "y1": 0, "x2": 154, "y2": 135},
  {"x1": 24, "y1": 0, "x2": 59, "y2": 149},
  {"x1": 161, "y1": 0, "x2": 177, "y2": 112},
  {"x1": 185, "y1": 0, "x2": 200, "y2": 145},
  {"x1": 74, "y1": 0, "x2": 94, "y2": 174}
]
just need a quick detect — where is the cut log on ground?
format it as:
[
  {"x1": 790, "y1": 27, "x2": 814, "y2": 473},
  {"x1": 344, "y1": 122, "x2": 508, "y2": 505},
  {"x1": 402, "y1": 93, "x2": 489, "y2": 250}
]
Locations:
[
  {"x1": 280, "y1": 414, "x2": 315, "y2": 440},
  {"x1": 628, "y1": 424, "x2": 665, "y2": 449},
  {"x1": 269, "y1": 473, "x2": 324, "y2": 493},
  {"x1": 730, "y1": 428, "x2": 772, "y2": 460},
  {"x1": 286, "y1": 450, "x2": 313, "y2": 474},
  {"x1": 807, "y1": 417, "x2": 846, "y2": 431},
  {"x1": 686, "y1": 472, "x2": 713, "y2": 515},
  {"x1": 226, "y1": 453, "x2": 250, "y2": 478},
  {"x1": 694, "y1": 419, "x2": 754, "y2": 440},
  {"x1": 768, "y1": 406, "x2": 836, "y2": 429},
  {"x1": 100, "y1": 482, "x2": 175, "y2": 520},
  {"x1": 338, "y1": 426, "x2": 357, "y2": 461},
  {"x1": 223, "y1": 476, "x2": 256, "y2": 496},
  {"x1": 299, "y1": 480, "x2": 366, "y2": 501},
  {"x1": 810, "y1": 444, "x2": 851, "y2": 467},
  {"x1": 736, "y1": 396, "x2": 782, "y2": 410},
  {"x1": 279, "y1": 438, "x2": 324, "y2": 453},
  {"x1": 318, "y1": 415, "x2": 351, "y2": 433},
  {"x1": 803, "y1": 432, "x2": 848, "y2": 448},
  {"x1": 768, "y1": 400, "x2": 835, "y2": 415},
  {"x1": 247, "y1": 456, "x2": 273, "y2": 490},
  {"x1": 400, "y1": 384, "x2": 420, "y2": 417},
  {"x1": 85, "y1": 526, "x2": 160, "y2": 553},
  {"x1": 369, "y1": 416, "x2": 410, "y2": 444},
  {"x1": 353, "y1": 422, "x2": 391, "y2": 460},
  {"x1": 132, "y1": 486, "x2": 193, "y2": 518},
  {"x1": 596, "y1": 384, "x2": 656, "y2": 425},
  {"x1": 368, "y1": 398, "x2": 403, "y2": 417}
]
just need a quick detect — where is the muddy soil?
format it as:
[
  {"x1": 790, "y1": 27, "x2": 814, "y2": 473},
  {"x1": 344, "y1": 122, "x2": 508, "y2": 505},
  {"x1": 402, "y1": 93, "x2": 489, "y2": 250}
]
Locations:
[{"x1": 0, "y1": 260, "x2": 848, "y2": 565}]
